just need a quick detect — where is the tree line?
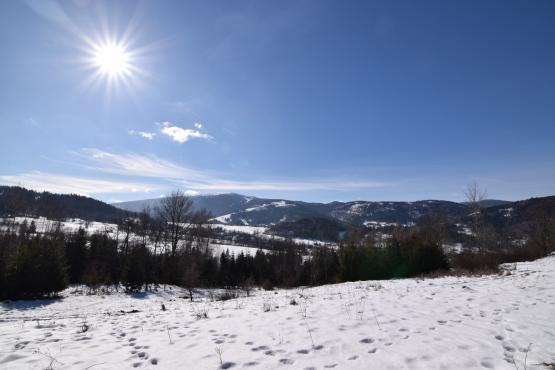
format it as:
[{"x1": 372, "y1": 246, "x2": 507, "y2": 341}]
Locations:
[{"x1": 1, "y1": 188, "x2": 554, "y2": 300}]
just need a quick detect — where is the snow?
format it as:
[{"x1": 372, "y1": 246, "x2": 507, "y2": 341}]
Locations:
[
  {"x1": 210, "y1": 225, "x2": 268, "y2": 235},
  {"x1": 244, "y1": 204, "x2": 268, "y2": 213},
  {"x1": 2, "y1": 256, "x2": 554, "y2": 369},
  {"x1": 442, "y1": 242, "x2": 464, "y2": 254},
  {"x1": 212, "y1": 214, "x2": 232, "y2": 224},
  {"x1": 499, "y1": 208, "x2": 514, "y2": 218},
  {"x1": 456, "y1": 223, "x2": 474, "y2": 236},
  {"x1": 348, "y1": 203, "x2": 366, "y2": 214},
  {"x1": 1, "y1": 217, "x2": 118, "y2": 235},
  {"x1": 363, "y1": 220, "x2": 398, "y2": 228},
  {"x1": 270, "y1": 201, "x2": 294, "y2": 208},
  {"x1": 210, "y1": 243, "x2": 268, "y2": 257}
]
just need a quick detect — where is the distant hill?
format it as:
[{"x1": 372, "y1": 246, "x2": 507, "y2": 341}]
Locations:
[
  {"x1": 0, "y1": 186, "x2": 131, "y2": 222},
  {"x1": 462, "y1": 199, "x2": 512, "y2": 208},
  {"x1": 2, "y1": 185, "x2": 554, "y2": 244},
  {"x1": 268, "y1": 217, "x2": 349, "y2": 242},
  {"x1": 482, "y1": 196, "x2": 555, "y2": 232},
  {"x1": 113, "y1": 194, "x2": 469, "y2": 227}
]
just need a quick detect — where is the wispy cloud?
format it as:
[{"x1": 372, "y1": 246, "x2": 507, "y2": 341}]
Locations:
[
  {"x1": 159, "y1": 122, "x2": 212, "y2": 144},
  {"x1": 0, "y1": 171, "x2": 158, "y2": 196},
  {"x1": 184, "y1": 180, "x2": 389, "y2": 192},
  {"x1": 77, "y1": 148, "x2": 208, "y2": 180},
  {"x1": 0, "y1": 150, "x2": 392, "y2": 199},
  {"x1": 76, "y1": 149, "x2": 391, "y2": 193},
  {"x1": 128, "y1": 130, "x2": 156, "y2": 140}
]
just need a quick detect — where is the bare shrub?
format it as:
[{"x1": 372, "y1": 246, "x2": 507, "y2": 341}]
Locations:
[
  {"x1": 262, "y1": 299, "x2": 273, "y2": 312},
  {"x1": 216, "y1": 288, "x2": 238, "y2": 301},
  {"x1": 191, "y1": 304, "x2": 209, "y2": 319}
]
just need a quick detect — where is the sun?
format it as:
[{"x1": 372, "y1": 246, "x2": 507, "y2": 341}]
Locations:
[
  {"x1": 80, "y1": 32, "x2": 145, "y2": 94},
  {"x1": 92, "y1": 41, "x2": 131, "y2": 78}
]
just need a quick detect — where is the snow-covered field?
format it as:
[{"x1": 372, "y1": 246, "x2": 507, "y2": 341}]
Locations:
[
  {"x1": 210, "y1": 224, "x2": 337, "y2": 248},
  {"x1": 210, "y1": 243, "x2": 269, "y2": 257},
  {"x1": 2, "y1": 257, "x2": 555, "y2": 370},
  {"x1": 0, "y1": 217, "x2": 118, "y2": 235},
  {"x1": 1, "y1": 217, "x2": 336, "y2": 253}
]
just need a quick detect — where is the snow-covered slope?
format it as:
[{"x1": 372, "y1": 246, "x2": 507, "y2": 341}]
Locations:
[
  {"x1": 1, "y1": 256, "x2": 554, "y2": 369},
  {"x1": 113, "y1": 193, "x2": 469, "y2": 227}
]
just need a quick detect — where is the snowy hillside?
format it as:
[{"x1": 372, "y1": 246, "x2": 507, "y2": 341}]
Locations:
[
  {"x1": 112, "y1": 193, "x2": 470, "y2": 227},
  {"x1": 1, "y1": 256, "x2": 554, "y2": 369}
]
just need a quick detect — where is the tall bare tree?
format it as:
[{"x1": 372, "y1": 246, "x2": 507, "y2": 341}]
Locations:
[
  {"x1": 156, "y1": 190, "x2": 194, "y2": 256},
  {"x1": 465, "y1": 182, "x2": 488, "y2": 252}
]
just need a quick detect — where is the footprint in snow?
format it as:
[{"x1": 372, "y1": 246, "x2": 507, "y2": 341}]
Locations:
[
  {"x1": 279, "y1": 358, "x2": 294, "y2": 365},
  {"x1": 480, "y1": 359, "x2": 495, "y2": 369}
]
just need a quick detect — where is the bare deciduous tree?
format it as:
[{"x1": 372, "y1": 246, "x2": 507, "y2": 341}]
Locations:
[
  {"x1": 156, "y1": 190, "x2": 195, "y2": 256},
  {"x1": 465, "y1": 182, "x2": 488, "y2": 252},
  {"x1": 465, "y1": 181, "x2": 487, "y2": 211}
]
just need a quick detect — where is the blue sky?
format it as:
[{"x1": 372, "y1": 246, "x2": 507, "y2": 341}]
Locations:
[{"x1": 1, "y1": 0, "x2": 554, "y2": 203}]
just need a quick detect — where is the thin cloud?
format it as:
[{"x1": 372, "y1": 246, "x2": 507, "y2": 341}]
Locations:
[
  {"x1": 75, "y1": 149, "x2": 392, "y2": 193},
  {"x1": 129, "y1": 130, "x2": 156, "y2": 140},
  {"x1": 0, "y1": 171, "x2": 158, "y2": 196},
  {"x1": 78, "y1": 148, "x2": 208, "y2": 180},
  {"x1": 159, "y1": 122, "x2": 212, "y2": 143},
  {"x1": 184, "y1": 180, "x2": 390, "y2": 192}
]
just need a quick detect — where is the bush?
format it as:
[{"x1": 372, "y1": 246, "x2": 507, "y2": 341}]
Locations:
[
  {"x1": 216, "y1": 289, "x2": 238, "y2": 301},
  {"x1": 261, "y1": 279, "x2": 274, "y2": 291},
  {"x1": 338, "y1": 232, "x2": 450, "y2": 281},
  {"x1": 4, "y1": 236, "x2": 67, "y2": 299},
  {"x1": 122, "y1": 246, "x2": 149, "y2": 292}
]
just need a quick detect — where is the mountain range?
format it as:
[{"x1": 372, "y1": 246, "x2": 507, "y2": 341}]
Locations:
[
  {"x1": 112, "y1": 193, "x2": 510, "y2": 227},
  {"x1": 3, "y1": 185, "x2": 551, "y2": 238}
]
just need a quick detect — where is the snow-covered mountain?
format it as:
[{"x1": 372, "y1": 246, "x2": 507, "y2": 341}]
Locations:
[{"x1": 112, "y1": 194, "x2": 469, "y2": 227}]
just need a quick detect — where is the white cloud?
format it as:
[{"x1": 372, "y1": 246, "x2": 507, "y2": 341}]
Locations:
[
  {"x1": 78, "y1": 148, "x2": 208, "y2": 180},
  {"x1": 1, "y1": 150, "x2": 392, "y2": 199},
  {"x1": 128, "y1": 130, "x2": 156, "y2": 140},
  {"x1": 159, "y1": 122, "x2": 212, "y2": 143},
  {"x1": 75, "y1": 149, "x2": 391, "y2": 193},
  {"x1": 184, "y1": 180, "x2": 390, "y2": 192},
  {"x1": 184, "y1": 190, "x2": 200, "y2": 196},
  {"x1": 194, "y1": 122, "x2": 203, "y2": 129},
  {"x1": 0, "y1": 171, "x2": 158, "y2": 196}
]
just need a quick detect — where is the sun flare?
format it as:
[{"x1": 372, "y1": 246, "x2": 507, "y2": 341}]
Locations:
[{"x1": 93, "y1": 42, "x2": 131, "y2": 77}]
